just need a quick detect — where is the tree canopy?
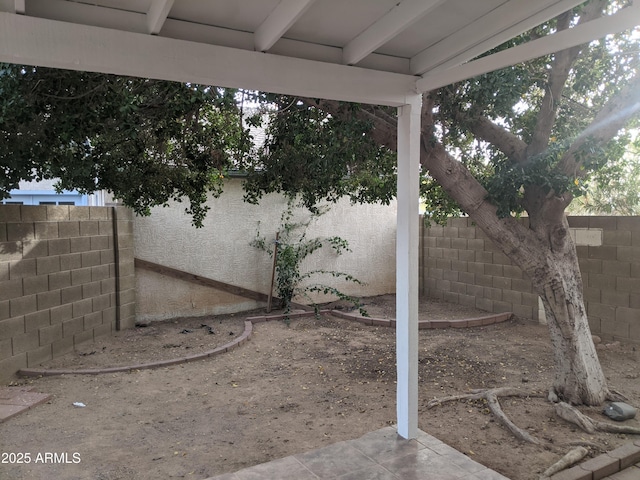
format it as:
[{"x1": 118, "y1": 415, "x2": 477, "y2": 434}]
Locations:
[
  {"x1": 239, "y1": 95, "x2": 397, "y2": 213},
  {"x1": 0, "y1": 65, "x2": 247, "y2": 226},
  {"x1": 1, "y1": 5, "x2": 638, "y2": 225},
  {"x1": 240, "y1": 3, "x2": 640, "y2": 224}
]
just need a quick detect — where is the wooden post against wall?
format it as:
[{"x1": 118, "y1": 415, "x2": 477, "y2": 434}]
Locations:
[{"x1": 266, "y1": 231, "x2": 279, "y2": 313}]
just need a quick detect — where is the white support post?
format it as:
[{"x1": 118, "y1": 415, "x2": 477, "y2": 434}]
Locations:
[{"x1": 396, "y1": 94, "x2": 421, "y2": 439}]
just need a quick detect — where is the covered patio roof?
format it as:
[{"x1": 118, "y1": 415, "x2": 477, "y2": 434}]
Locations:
[
  {"x1": 1, "y1": 0, "x2": 637, "y2": 105},
  {"x1": 0, "y1": 0, "x2": 637, "y2": 441}
]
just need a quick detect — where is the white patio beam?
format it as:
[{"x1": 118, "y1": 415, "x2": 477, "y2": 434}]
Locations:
[
  {"x1": 418, "y1": 0, "x2": 585, "y2": 75},
  {"x1": 254, "y1": 0, "x2": 315, "y2": 52},
  {"x1": 416, "y1": 2, "x2": 640, "y2": 92},
  {"x1": 343, "y1": 0, "x2": 445, "y2": 66},
  {"x1": 395, "y1": 94, "x2": 421, "y2": 440},
  {"x1": 147, "y1": 0, "x2": 174, "y2": 35},
  {"x1": 411, "y1": 0, "x2": 584, "y2": 75},
  {"x1": 0, "y1": 12, "x2": 416, "y2": 107},
  {"x1": 25, "y1": 0, "x2": 148, "y2": 34},
  {"x1": 14, "y1": 0, "x2": 25, "y2": 14}
]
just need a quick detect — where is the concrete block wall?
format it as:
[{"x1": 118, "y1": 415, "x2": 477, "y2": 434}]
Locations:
[
  {"x1": 0, "y1": 205, "x2": 135, "y2": 383},
  {"x1": 420, "y1": 217, "x2": 538, "y2": 321},
  {"x1": 420, "y1": 216, "x2": 640, "y2": 345},
  {"x1": 570, "y1": 216, "x2": 640, "y2": 345}
]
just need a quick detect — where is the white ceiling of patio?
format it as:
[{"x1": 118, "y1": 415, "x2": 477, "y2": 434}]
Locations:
[{"x1": 1, "y1": 0, "x2": 638, "y2": 105}]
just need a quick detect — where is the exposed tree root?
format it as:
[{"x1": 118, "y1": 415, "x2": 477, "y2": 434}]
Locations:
[
  {"x1": 553, "y1": 402, "x2": 597, "y2": 433},
  {"x1": 607, "y1": 389, "x2": 629, "y2": 402},
  {"x1": 554, "y1": 402, "x2": 640, "y2": 435},
  {"x1": 484, "y1": 390, "x2": 542, "y2": 445},
  {"x1": 563, "y1": 440, "x2": 605, "y2": 452},
  {"x1": 540, "y1": 446, "x2": 588, "y2": 479},
  {"x1": 427, "y1": 387, "x2": 542, "y2": 444},
  {"x1": 428, "y1": 388, "x2": 639, "y2": 478},
  {"x1": 426, "y1": 387, "x2": 537, "y2": 407}
]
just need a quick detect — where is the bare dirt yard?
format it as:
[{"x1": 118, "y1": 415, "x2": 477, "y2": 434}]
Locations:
[{"x1": 1, "y1": 294, "x2": 638, "y2": 480}]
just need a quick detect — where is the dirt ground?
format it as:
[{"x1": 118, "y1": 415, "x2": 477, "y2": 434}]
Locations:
[{"x1": 1, "y1": 294, "x2": 639, "y2": 480}]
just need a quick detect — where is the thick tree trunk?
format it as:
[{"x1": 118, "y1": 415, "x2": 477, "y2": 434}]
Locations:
[
  {"x1": 478, "y1": 211, "x2": 609, "y2": 405},
  {"x1": 522, "y1": 190, "x2": 610, "y2": 405},
  {"x1": 479, "y1": 209, "x2": 608, "y2": 405},
  {"x1": 418, "y1": 136, "x2": 609, "y2": 406},
  {"x1": 530, "y1": 233, "x2": 608, "y2": 405}
]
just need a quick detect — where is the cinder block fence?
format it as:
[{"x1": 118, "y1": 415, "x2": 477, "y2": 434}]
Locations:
[
  {"x1": 420, "y1": 216, "x2": 640, "y2": 345},
  {"x1": 0, "y1": 205, "x2": 135, "y2": 383}
]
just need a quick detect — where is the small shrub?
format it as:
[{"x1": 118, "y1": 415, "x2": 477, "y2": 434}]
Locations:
[{"x1": 251, "y1": 200, "x2": 366, "y2": 322}]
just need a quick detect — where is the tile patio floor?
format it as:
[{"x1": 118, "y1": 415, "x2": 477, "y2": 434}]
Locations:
[
  {"x1": 0, "y1": 386, "x2": 51, "y2": 423},
  {"x1": 204, "y1": 426, "x2": 510, "y2": 480}
]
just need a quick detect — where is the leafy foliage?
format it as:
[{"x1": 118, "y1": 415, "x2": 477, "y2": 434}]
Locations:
[
  {"x1": 251, "y1": 200, "x2": 366, "y2": 322},
  {"x1": 2, "y1": 2, "x2": 639, "y2": 229},
  {"x1": 240, "y1": 96, "x2": 397, "y2": 212},
  {"x1": 420, "y1": 176, "x2": 463, "y2": 226},
  {"x1": 569, "y1": 138, "x2": 640, "y2": 214},
  {"x1": 0, "y1": 64, "x2": 248, "y2": 226},
  {"x1": 485, "y1": 142, "x2": 584, "y2": 217},
  {"x1": 431, "y1": 12, "x2": 639, "y2": 220}
]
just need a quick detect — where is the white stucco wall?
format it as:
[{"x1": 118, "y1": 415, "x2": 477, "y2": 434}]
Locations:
[{"x1": 134, "y1": 178, "x2": 397, "y2": 320}]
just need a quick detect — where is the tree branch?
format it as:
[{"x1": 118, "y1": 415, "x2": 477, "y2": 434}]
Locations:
[
  {"x1": 458, "y1": 113, "x2": 528, "y2": 163},
  {"x1": 419, "y1": 99, "x2": 544, "y2": 269},
  {"x1": 420, "y1": 134, "x2": 547, "y2": 273},
  {"x1": 361, "y1": 104, "x2": 398, "y2": 129},
  {"x1": 527, "y1": 0, "x2": 607, "y2": 158},
  {"x1": 427, "y1": 387, "x2": 542, "y2": 444},
  {"x1": 302, "y1": 94, "x2": 555, "y2": 277},
  {"x1": 555, "y1": 402, "x2": 640, "y2": 435},
  {"x1": 559, "y1": 72, "x2": 640, "y2": 177}
]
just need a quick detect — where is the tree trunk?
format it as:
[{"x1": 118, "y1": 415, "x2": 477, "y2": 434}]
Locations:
[
  {"x1": 418, "y1": 133, "x2": 609, "y2": 406},
  {"x1": 530, "y1": 232, "x2": 608, "y2": 405},
  {"x1": 479, "y1": 210, "x2": 608, "y2": 405},
  {"x1": 481, "y1": 210, "x2": 609, "y2": 405}
]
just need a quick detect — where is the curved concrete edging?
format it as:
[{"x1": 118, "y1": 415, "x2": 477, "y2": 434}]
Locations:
[
  {"x1": 19, "y1": 321, "x2": 254, "y2": 377},
  {"x1": 325, "y1": 310, "x2": 513, "y2": 329},
  {"x1": 18, "y1": 310, "x2": 513, "y2": 377}
]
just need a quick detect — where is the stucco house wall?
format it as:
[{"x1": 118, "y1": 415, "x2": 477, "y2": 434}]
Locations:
[{"x1": 134, "y1": 178, "x2": 397, "y2": 321}]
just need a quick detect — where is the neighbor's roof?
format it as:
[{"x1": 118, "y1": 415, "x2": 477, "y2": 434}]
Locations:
[{"x1": 0, "y1": 1, "x2": 638, "y2": 105}]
